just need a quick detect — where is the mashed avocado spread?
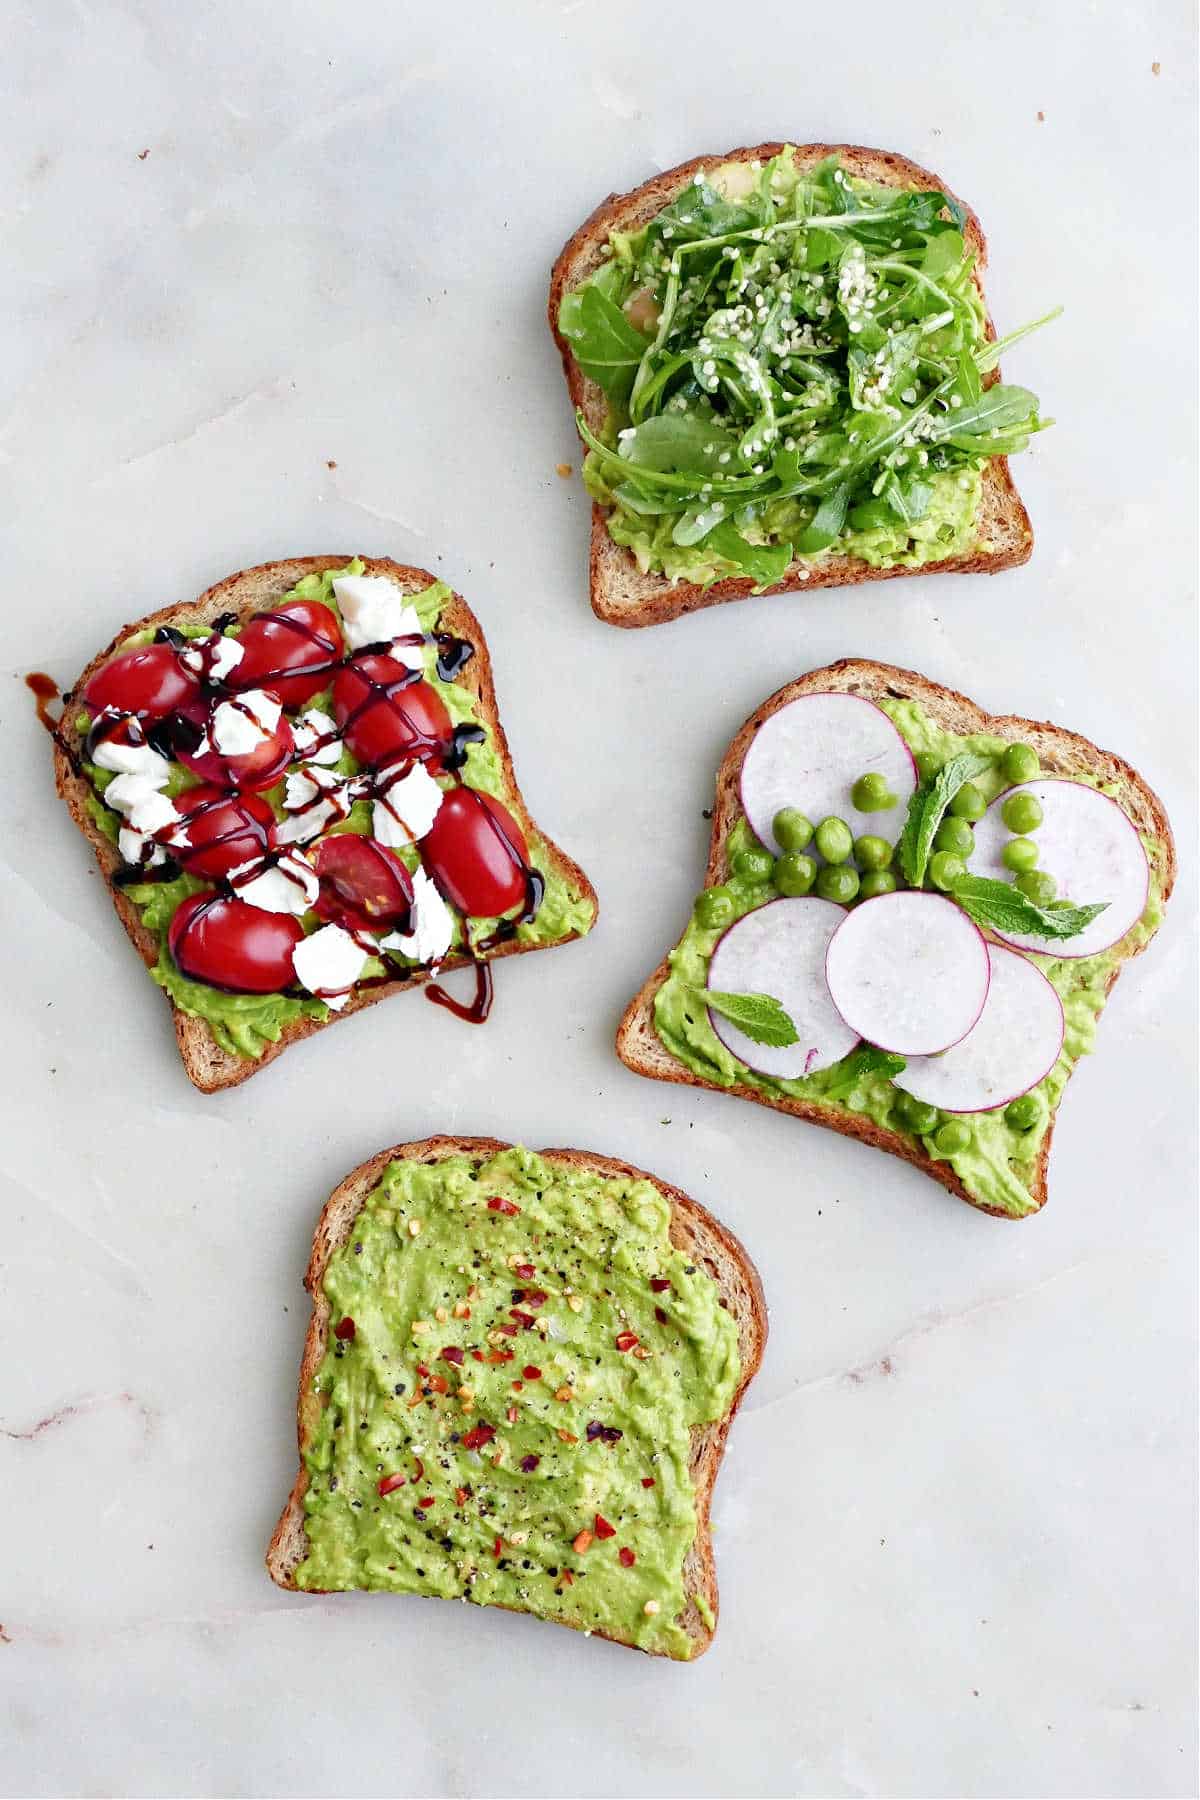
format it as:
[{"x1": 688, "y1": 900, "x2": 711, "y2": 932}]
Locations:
[
  {"x1": 295, "y1": 1146, "x2": 741, "y2": 1658},
  {"x1": 654, "y1": 700, "x2": 1166, "y2": 1218},
  {"x1": 560, "y1": 147, "x2": 1053, "y2": 588},
  {"x1": 82, "y1": 562, "x2": 596, "y2": 1059}
]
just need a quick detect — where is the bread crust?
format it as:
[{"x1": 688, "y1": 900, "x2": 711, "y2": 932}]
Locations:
[
  {"x1": 548, "y1": 142, "x2": 1034, "y2": 627},
  {"x1": 615, "y1": 660, "x2": 1176, "y2": 1218},
  {"x1": 265, "y1": 1136, "x2": 767, "y2": 1659},
  {"x1": 50, "y1": 557, "x2": 598, "y2": 1092}
]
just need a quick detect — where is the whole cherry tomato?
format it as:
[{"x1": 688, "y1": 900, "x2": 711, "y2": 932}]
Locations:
[
  {"x1": 332, "y1": 654, "x2": 452, "y2": 771},
  {"x1": 177, "y1": 696, "x2": 295, "y2": 792},
  {"x1": 82, "y1": 642, "x2": 200, "y2": 719},
  {"x1": 168, "y1": 892, "x2": 303, "y2": 993},
  {"x1": 420, "y1": 788, "x2": 529, "y2": 917},
  {"x1": 312, "y1": 835, "x2": 413, "y2": 934},
  {"x1": 171, "y1": 786, "x2": 276, "y2": 880},
  {"x1": 227, "y1": 601, "x2": 343, "y2": 707}
]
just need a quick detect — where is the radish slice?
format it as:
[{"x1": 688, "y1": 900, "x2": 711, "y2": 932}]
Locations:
[
  {"x1": 740, "y1": 693, "x2": 918, "y2": 853},
  {"x1": 824, "y1": 892, "x2": 991, "y2": 1055},
  {"x1": 707, "y1": 898, "x2": 859, "y2": 1078},
  {"x1": 972, "y1": 778, "x2": 1149, "y2": 958},
  {"x1": 894, "y1": 944, "x2": 1064, "y2": 1113}
]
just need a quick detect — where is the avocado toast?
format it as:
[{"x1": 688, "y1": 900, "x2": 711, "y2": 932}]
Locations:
[
  {"x1": 617, "y1": 661, "x2": 1175, "y2": 1218},
  {"x1": 550, "y1": 142, "x2": 1054, "y2": 626},
  {"x1": 45, "y1": 556, "x2": 597, "y2": 1092},
  {"x1": 267, "y1": 1137, "x2": 766, "y2": 1659}
]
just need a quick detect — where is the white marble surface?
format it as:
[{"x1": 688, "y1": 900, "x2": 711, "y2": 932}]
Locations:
[{"x1": 2, "y1": 4, "x2": 1196, "y2": 1796}]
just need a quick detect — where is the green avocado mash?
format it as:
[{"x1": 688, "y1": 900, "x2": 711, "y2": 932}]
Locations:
[
  {"x1": 295, "y1": 1146, "x2": 741, "y2": 1659},
  {"x1": 654, "y1": 700, "x2": 1166, "y2": 1218},
  {"x1": 560, "y1": 147, "x2": 1055, "y2": 588},
  {"x1": 83, "y1": 561, "x2": 595, "y2": 1058}
]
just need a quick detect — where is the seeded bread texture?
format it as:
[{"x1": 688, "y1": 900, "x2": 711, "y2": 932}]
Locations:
[
  {"x1": 616, "y1": 660, "x2": 1175, "y2": 1217},
  {"x1": 50, "y1": 557, "x2": 598, "y2": 1093},
  {"x1": 549, "y1": 142, "x2": 1034, "y2": 628},
  {"x1": 266, "y1": 1135, "x2": 767, "y2": 1659}
]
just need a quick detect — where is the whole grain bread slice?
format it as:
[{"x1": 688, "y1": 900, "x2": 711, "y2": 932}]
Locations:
[
  {"x1": 50, "y1": 557, "x2": 597, "y2": 1093},
  {"x1": 266, "y1": 1134, "x2": 766, "y2": 1658},
  {"x1": 548, "y1": 142, "x2": 1034, "y2": 628},
  {"x1": 616, "y1": 661, "x2": 1176, "y2": 1218}
]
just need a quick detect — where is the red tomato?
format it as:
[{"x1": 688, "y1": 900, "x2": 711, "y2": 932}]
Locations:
[
  {"x1": 332, "y1": 655, "x2": 452, "y2": 771},
  {"x1": 82, "y1": 642, "x2": 199, "y2": 719},
  {"x1": 421, "y1": 789, "x2": 529, "y2": 917},
  {"x1": 177, "y1": 697, "x2": 295, "y2": 792},
  {"x1": 171, "y1": 786, "x2": 276, "y2": 880},
  {"x1": 228, "y1": 601, "x2": 343, "y2": 707},
  {"x1": 168, "y1": 892, "x2": 303, "y2": 993},
  {"x1": 312, "y1": 835, "x2": 414, "y2": 933}
]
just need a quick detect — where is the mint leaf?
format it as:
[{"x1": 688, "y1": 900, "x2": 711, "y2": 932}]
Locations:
[
  {"x1": 699, "y1": 988, "x2": 799, "y2": 1047},
  {"x1": 897, "y1": 752, "x2": 994, "y2": 888},
  {"x1": 823, "y1": 1046, "x2": 907, "y2": 1101},
  {"x1": 951, "y1": 875, "x2": 1108, "y2": 942}
]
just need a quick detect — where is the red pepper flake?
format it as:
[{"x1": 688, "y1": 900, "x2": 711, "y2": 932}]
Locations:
[
  {"x1": 487, "y1": 1196, "x2": 521, "y2": 1215},
  {"x1": 412, "y1": 1457, "x2": 425, "y2": 1482},
  {"x1": 594, "y1": 1514, "x2": 616, "y2": 1540},
  {"x1": 654, "y1": 1307, "x2": 668, "y2": 1324},
  {"x1": 618, "y1": 1547, "x2": 636, "y2": 1567},
  {"x1": 561, "y1": 1568, "x2": 575, "y2": 1585},
  {"x1": 462, "y1": 1423, "x2": 497, "y2": 1451},
  {"x1": 441, "y1": 1346, "x2": 464, "y2": 1365},
  {"x1": 496, "y1": 1321, "x2": 520, "y2": 1337},
  {"x1": 334, "y1": 1317, "x2": 356, "y2": 1341},
  {"x1": 454, "y1": 1487, "x2": 468, "y2": 1507},
  {"x1": 485, "y1": 1349, "x2": 515, "y2": 1364},
  {"x1": 520, "y1": 1454, "x2": 540, "y2": 1473},
  {"x1": 511, "y1": 1380, "x2": 524, "y2": 1393},
  {"x1": 615, "y1": 1331, "x2": 639, "y2": 1353},
  {"x1": 427, "y1": 1374, "x2": 449, "y2": 1396},
  {"x1": 493, "y1": 1536, "x2": 503, "y2": 1560},
  {"x1": 506, "y1": 1405, "x2": 519, "y2": 1424},
  {"x1": 649, "y1": 1278, "x2": 672, "y2": 1293},
  {"x1": 523, "y1": 1289, "x2": 548, "y2": 1307},
  {"x1": 377, "y1": 1472, "x2": 407, "y2": 1496},
  {"x1": 641, "y1": 1477, "x2": 656, "y2": 1489},
  {"x1": 522, "y1": 1365, "x2": 542, "y2": 1381},
  {"x1": 418, "y1": 1496, "x2": 435, "y2": 1509},
  {"x1": 572, "y1": 1529, "x2": 593, "y2": 1554},
  {"x1": 509, "y1": 1309, "x2": 537, "y2": 1331},
  {"x1": 471, "y1": 1349, "x2": 485, "y2": 1362},
  {"x1": 515, "y1": 1262, "x2": 536, "y2": 1278}
]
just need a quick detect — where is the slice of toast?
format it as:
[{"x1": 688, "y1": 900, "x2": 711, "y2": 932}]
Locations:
[
  {"x1": 549, "y1": 142, "x2": 1034, "y2": 628},
  {"x1": 266, "y1": 1135, "x2": 766, "y2": 1659},
  {"x1": 616, "y1": 661, "x2": 1176, "y2": 1218},
  {"x1": 50, "y1": 556, "x2": 597, "y2": 1093}
]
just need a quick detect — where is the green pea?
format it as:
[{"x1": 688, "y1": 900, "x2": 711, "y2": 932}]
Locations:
[
  {"x1": 934, "y1": 1119, "x2": 972, "y2": 1156},
  {"x1": 775, "y1": 851, "x2": 817, "y2": 897},
  {"x1": 695, "y1": 887, "x2": 735, "y2": 931},
  {"x1": 815, "y1": 863, "x2": 860, "y2": 904},
  {"x1": 1016, "y1": 869, "x2": 1057, "y2": 906},
  {"x1": 859, "y1": 869, "x2": 897, "y2": 899},
  {"x1": 1001, "y1": 742, "x2": 1040, "y2": 784},
  {"x1": 915, "y1": 752, "x2": 942, "y2": 783},
  {"x1": 732, "y1": 847, "x2": 776, "y2": 884},
  {"x1": 933, "y1": 816, "x2": 974, "y2": 858},
  {"x1": 930, "y1": 850, "x2": 966, "y2": 891},
  {"x1": 949, "y1": 781, "x2": 986, "y2": 821},
  {"x1": 1002, "y1": 837, "x2": 1039, "y2": 874},
  {"x1": 853, "y1": 834, "x2": 893, "y2": 871},
  {"x1": 1004, "y1": 1093, "x2": 1042, "y2": 1132},
  {"x1": 1001, "y1": 791, "x2": 1043, "y2": 835},
  {"x1": 772, "y1": 807, "x2": 813, "y2": 852},
  {"x1": 896, "y1": 1090, "x2": 938, "y2": 1135},
  {"x1": 851, "y1": 771, "x2": 897, "y2": 812},
  {"x1": 814, "y1": 816, "x2": 853, "y2": 863}
]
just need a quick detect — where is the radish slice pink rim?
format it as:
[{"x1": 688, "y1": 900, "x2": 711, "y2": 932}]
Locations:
[
  {"x1": 823, "y1": 891, "x2": 992, "y2": 1057},
  {"x1": 707, "y1": 896, "x2": 860, "y2": 1080},
  {"x1": 893, "y1": 944, "x2": 1065, "y2": 1114},
  {"x1": 739, "y1": 691, "x2": 918, "y2": 855}
]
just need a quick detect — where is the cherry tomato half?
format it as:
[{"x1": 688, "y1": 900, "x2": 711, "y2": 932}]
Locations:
[
  {"x1": 312, "y1": 835, "x2": 413, "y2": 934},
  {"x1": 228, "y1": 600, "x2": 343, "y2": 707},
  {"x1": 177, "y1": 696, "x2": 295, "y2": 792},
  {"x1": 82, "y1": 642, "x2": 200, "y2": 720},
  {"x1": 171, "y1": 786, "x2": 276, "y2": 880},
  {"x1": 332, "y1": 655, "x2": 452, "y2": 772},
  {"x1": 168, "y1": 892, "x2": 303, "y2": 993},
  {"x1": 420, "y1": 788, "x2": 529, "y2": 917}
]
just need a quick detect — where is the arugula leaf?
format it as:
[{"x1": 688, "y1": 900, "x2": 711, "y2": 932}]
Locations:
[
  {"x1": 932, "y1": 384, "x2": 1040, "y2": 441},
  {"x1": 699, "y1": 988, "x2": 799, "y2": 1047},
  {"x1": 619, "y1": 412, "x2": 736, "y2": 473},
  {"x1": 950, "y1": 876, "x2": 1109, "y2": 942},
  {"x1": 897, "y1": 752, "x2": 994, "y2": 888},
  {"x1": 558, "y1": 283, "x2": 648, "y2": 405},
  {"x1": 702, "y1": 521, "x2": 792, "y2": 587},
  {"x1": 795, "y1": 483, "x2": 850, "y2": 553},
  {"x1": 822, "y1": 1045, "x2": 907, "y2": 1100}
]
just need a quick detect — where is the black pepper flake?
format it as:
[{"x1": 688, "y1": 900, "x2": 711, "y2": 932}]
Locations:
[{"x1": 393, "y1": 1383, "x2": 406, "y2": 1394}]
